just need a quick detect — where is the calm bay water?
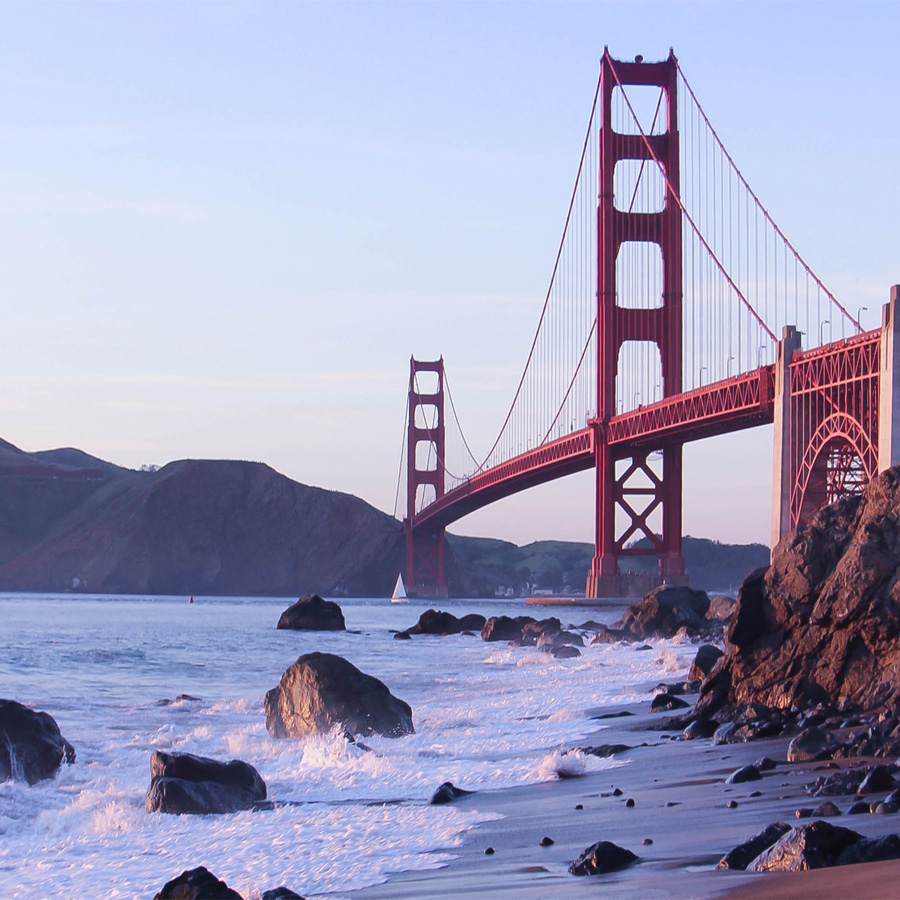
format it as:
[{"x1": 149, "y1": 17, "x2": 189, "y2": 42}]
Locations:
[{"x1": 0, "y1": 593, "x2": 695, "y2": 898}]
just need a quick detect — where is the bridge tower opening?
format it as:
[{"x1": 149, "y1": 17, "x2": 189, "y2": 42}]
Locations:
[
  {"x1": 405, "y1": 357, "x2": 448, "y2": 599},
  {"x1": 586, "y1": 49, "x2": 687, "y2": 598}
]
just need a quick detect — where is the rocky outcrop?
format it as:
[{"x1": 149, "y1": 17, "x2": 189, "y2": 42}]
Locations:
[
  {"x1": 697, "y1": 467, "x2": 900, "y2": 721},
  {"x1": 747, "y1": 820, "x2": 900, "y2": 871},
  {"x1": 276, "y1": 595, "x2": 345, "y2": 631},
  {"x1": 718, "y1": 822, "x2": 791, "y2": 870},
  {"x1": 153, "y1": 866, "x2": 244, "y2": 899},
  {"x1": 265, "y1": 652, "x2": 413, "y2": 739},
  {"x1": 0, "y1": 699, "x2": 75, "y2": 784},
  {"x1": 145, "y1": 751, "x2": 266, "y2": 815}
]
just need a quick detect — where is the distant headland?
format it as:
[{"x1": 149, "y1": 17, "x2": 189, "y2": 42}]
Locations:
[{"x1": 0, "y1": 437, "x2": 766, "y2": 597}]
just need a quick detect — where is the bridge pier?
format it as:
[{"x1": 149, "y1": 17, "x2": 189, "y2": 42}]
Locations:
[
  {"x1": 770, "y1": 325, "x2": 803, "y2": 550},
  {"x1": 878, "y1": 285, "x2": 900, "y2": 471}
]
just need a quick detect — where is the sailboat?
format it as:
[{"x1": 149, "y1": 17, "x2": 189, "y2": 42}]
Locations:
[{"x1": 391, "y1": 573, "x2": 408, "y2": 603}]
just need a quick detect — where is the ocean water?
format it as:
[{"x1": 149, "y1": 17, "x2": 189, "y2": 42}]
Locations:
[{"x1": 0, "y1": 594, "x2": 696, "y2": 898}]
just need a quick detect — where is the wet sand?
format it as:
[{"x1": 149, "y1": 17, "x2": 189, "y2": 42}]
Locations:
[{"x1": 351, "y1": 697, "x2": 900, "y2": 900}]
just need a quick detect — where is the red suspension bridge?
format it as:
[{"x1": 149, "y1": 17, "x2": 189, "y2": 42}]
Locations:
[{"x1": 398, "y1": 49, "x2": 899, "y2": 599}]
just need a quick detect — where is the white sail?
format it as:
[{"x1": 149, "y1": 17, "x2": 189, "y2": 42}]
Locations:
[{"x1": 391, "y1": 573, "x2": 407, "y2": 603}]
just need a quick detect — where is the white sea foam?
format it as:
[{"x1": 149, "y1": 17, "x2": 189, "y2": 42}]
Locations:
[{"x1": 0, "y1": 595, "x2": 695, "y2": 897}]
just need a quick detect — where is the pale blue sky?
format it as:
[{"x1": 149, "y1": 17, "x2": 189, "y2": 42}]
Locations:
[{"x1": 0, "y1": 1, "x2": 896, "y2": 547}]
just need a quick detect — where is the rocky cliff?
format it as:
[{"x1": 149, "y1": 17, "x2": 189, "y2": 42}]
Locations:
[{"x1": 698, "y1": 464, "x2": 900, "y2": 720}]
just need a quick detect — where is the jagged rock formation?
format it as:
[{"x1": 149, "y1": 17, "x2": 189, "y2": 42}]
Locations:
[{"x1": 698, "y1": 465, "x2": 900, "y2": 721}]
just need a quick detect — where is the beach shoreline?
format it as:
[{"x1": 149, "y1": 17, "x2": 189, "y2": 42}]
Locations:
[{"x1": 350, "y1": 696, "x2": 900, "y2": 900}]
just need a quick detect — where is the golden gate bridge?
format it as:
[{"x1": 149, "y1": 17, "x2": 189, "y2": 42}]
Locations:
[{"x1": 397, "y1": 49, "x2": 898, "y2": 599}]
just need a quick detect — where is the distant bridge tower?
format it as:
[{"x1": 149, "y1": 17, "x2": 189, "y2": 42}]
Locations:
[
  {"x1": 586, "y1": 49, "x2": 687, "y2": 598},
  {"x1": 405, "y1": 357, "x2": 448, "y2": 598}
]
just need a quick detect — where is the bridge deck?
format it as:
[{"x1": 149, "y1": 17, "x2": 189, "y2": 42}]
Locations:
[{"x1": 413, "y1": 366, "x2": 777, "y2": 532}]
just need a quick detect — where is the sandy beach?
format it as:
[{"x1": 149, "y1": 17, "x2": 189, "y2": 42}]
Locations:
[{"x1": 352, "y1": 695, "x2": 900, "y2": 900}]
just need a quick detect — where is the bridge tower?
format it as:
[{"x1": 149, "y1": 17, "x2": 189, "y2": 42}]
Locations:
[
  {"x1": 586, "y1": 49, "x2": 687, "y2": 598},
  {"x1": 405, "y1": 357, "x2": 448, "y2": 598}
]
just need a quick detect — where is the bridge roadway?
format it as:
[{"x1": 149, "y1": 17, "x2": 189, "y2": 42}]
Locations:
[{"x1": 413, "y1": 364, "x2": 777, "y2": 532}]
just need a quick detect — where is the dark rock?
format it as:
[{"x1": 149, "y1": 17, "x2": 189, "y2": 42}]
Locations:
[
  {"x1": 276, "y1": 594, "x2": 345, "y2": 631},
  {"x1": 569, "y1": 840, "x2": 639, "y2": 875},
  {"x1": 614, "y1": 585, "x2": 711, "y2": 640},
  {"x1": 698, "y1": 468, "x2": 900, "y2": 722},
  {"x1": 484, "y1": 847, "x2": 495, "y2": 855},
  {"x1": 727, "y1": 800, "x2": 739, "y2": 809},
  {"x1": 407, "y1": 609, "x2": 461, "y2": 635},
  {"x1": 885, "y1": 789, "x2": 900, "y2": 806},
  {"x1": 458, "y1": 613, "x2": 486, "y2": 631},
  {"x1": 808, "y1": 769, "x2": 866, "y2": 797},
  {"x1": 795, "y1": 808, "x2": 813, "y2": 819},
  {"x1": 540, "y1": 836, "x2": 554, "y2": 846},
  {"x1": 481, "y1": 615, "x2": 535, "y2": 643},
  {"x1": 718, "y1": 822, "x2": 792, "y2": 870},
  {"x1": 429, "y1": 781, "x2": 473, "y2": 805},
  {"x1": 550, "y1": 645, "x2": 582, "y2": 659},
  {"x1": 393, "y1": 631, "x2": 411, "y2": 640},
  {"x1": 575, "y1": 804, "x2": 584, "y2": 810},
  {"x1": 689, "y1": 644, "x2": 724, "y2": 682},
  {"x1": 264, "y1": 652, "x2": 413, "y2": 739},
  {"x1": 839, "y1": 833, "x2": 900, "y2": 864},
  {"x1": 152, "y1": 866, "x2": 243, "y2": 899},
  {"x1": 847, "y1": 801, "x2": 871, "y2": 814},
  {"x1": 625, "y1": 798, "x2": 635, "y2": 808},
  {"x1": 577, "y1": 744, "x2": 633, "y2": 758},
  {"x1": 521, "y1": 618, "x2": 561, "y2": 645},
  {"x1": 859, "y1": 765, "x2": 895, "y2": 794},
  {"x1": 812, "y1": 801, "x2": 841, "y2": 817},
  {"x1": 0, "y1": 699, "x2": 75, "y2": 784},
  {"x1": 873, "y1": 802, "x2": 899, "y2": 815},
  {"x1": 145, "y1": 751, "x2": 266, "y2": 815},
  {"x1": 157, "y1": 694, "x2": 201, "y2": 706},
  {"x1": 748, "y1": 820, "x2": 864, "y2": 872},
  {"x1": 649, "y1": 694, "x2": 690, "y2": 713},
  {"x1": 727, "y1": 765, "x2": 762, "y2": 785},
  {"x1": 755, "y1": 757, "x2": 778, "y2": 771},
  {"x1": 537, "y1": 629, "x2": 584, "y2": 651},
  {"x1": 591, "y1": 628, "x2": 625, "y2": 644},
  {"x1": 634, "y1": 644, "x2": 652, "y2": 651},
  {"x1": 261, "y1": 889, "x2": 305, "y2": 900},
  {"x1": 683, "y1": 717, "x2": 718, "y2": 740},
  {"x1": 577, "y1": 620, "x2": 604, "y2": 630},
  {"x1": 642, "y1": 838, "x2": 653, "y2": 845},
  {"x1": 787, "y1": 727, "x2": 839, "y2": 763}
]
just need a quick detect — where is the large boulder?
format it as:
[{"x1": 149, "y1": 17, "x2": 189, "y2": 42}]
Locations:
[
  {"x1": 0, "y1": 699, "x2": 75, "y2": 784},
  {"x1": 276, "y1": 594, "x2": 345, "y2": 630},
  {"x1": 697, "y1": 466, "x2": 900, "y2": 721},
  {"x1": 145, "y1": 751, "x2": 266, "y2": 814},
  {"x1": 153, "y1": 866, "x2": 243, "y2": 899},
  {"x1": 614, "y1": 585, "x2": 710, "y2": 639},
  {"x1": 265, "y1": 652, "x2": 413, "y2": 739}
]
